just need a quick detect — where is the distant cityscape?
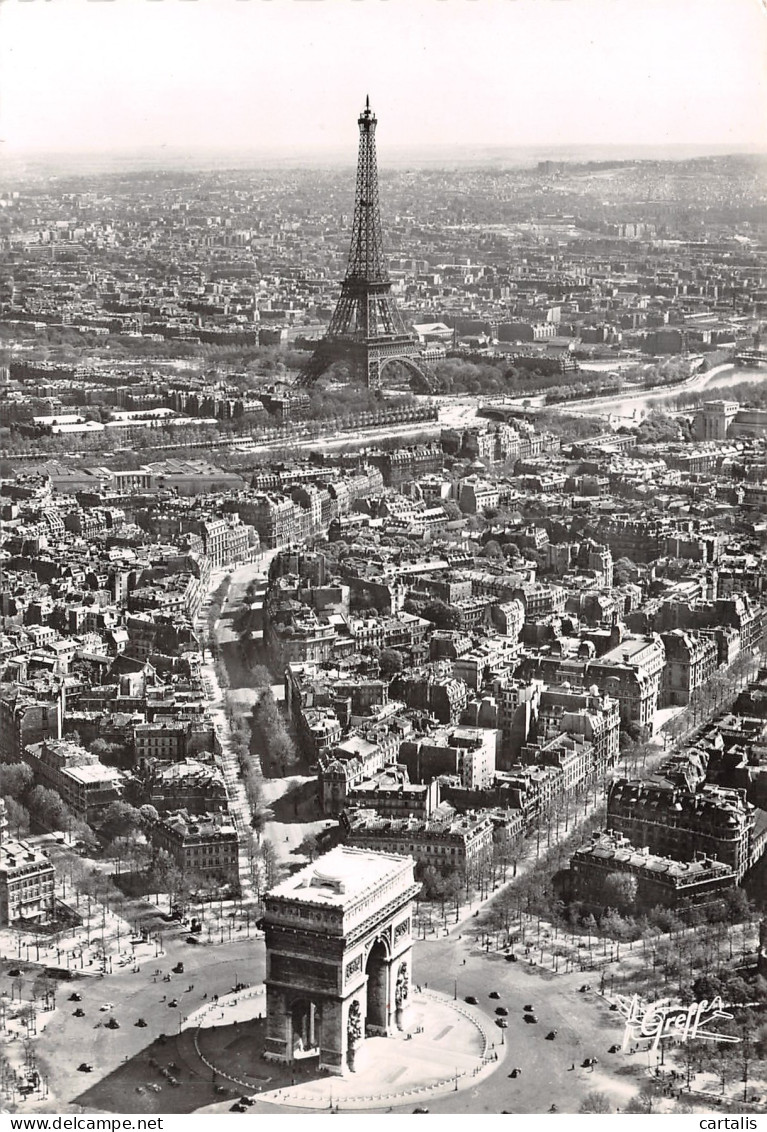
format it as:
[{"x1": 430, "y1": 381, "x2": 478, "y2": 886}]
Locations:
[{"x1": 0, "y1": 96, "x2": 766, "y2": 1116}]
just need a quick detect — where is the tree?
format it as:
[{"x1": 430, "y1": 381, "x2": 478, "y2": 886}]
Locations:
[
  {"x1": 0, "y1": 763, "x2": 33, "y2": 799},
  {"x1": 602, "y1": 872, "x2": 639, "y2": 913},
  {"x1": 148, "y1": 849, "x2": 180, "y2": 907},
  {"x1": 482, "y1": 539, "x2": 504, "y2": 559},
  {"x1": 614, "y1": 557, "x2": 638, "y2": 586},
  {"x1": 298, "y1": 833, "x2": 321, "y2": 862},
  {"x1": 4, "y1": 798, "x2": 29, "y2": 837},
  {"x1": 109, "y1": 835, "x2": 143, "y2": 876},
  {"x1": 262, "y1": 840, "x2": 280, "y2": 888},
  {"x1": 634, "y1": 1078, "x2": 663, "y2": 1113},
  {"x1": 250, "y1": 664, "x2": 273, "y2": 689},
  {"x1": 26, "y1": 785, "x2": 71, "y2": 831},
  {"x1": 88, "y1": 738, "x2": 125, "y2": 764},
  {"x1": 251, "y1": 687, "x2": 299, "y2": 775},
  {"x1": 709, "y1": 1044, "x2": 738, "y2": 1096},
  {"x1": 579, "y1": 1092, "x2": 611, "y2": 1113},
  {"x1": 100, "y1": 801, "x2": 142, "y2": 842},
  {"x1": 69, "y1": 819, "x2": 98, "y2": 852},
  {"x1": 139, "y1": 804, "x2": 160, "y2": 825},
  {"x1": 422, "y1": 599, "x2": 460, "y2": 631},
  {"x1": 379, "y1": 648, "x2": 404, "y2": 676},
  {"x1": 601, "y1": 907, "x2": 630, "y2": 940}
]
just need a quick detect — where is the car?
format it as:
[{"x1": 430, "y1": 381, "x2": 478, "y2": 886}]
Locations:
[
  {"x1": 68, "y1": 993, "x2": 82, "y2": 1002},
  {"x1": 136, "y1": 1018, "x2": 148, "y2": 1028},
  {"x1": 73, "y1": 1008, "x2": 85, "y2": 1017},
  {"x1": 609, "y1": 1003, "x2": 619, "y2": 1011},
  {"x1": 465, "y1": 995, "x2": 478, "y2": 1005},
  {"x1": 546, "y1": 1030, "x2": 557, "y2": 1040},
  {"x1": 495, "y1": 1006, "x2": 508, "y2": 1016},
  {"x1": 8, "y1": 968, "x2": 21, "y2": 977},
  {"x1": 524, "y1": 1014, "x2": 538, "y2": 1024},
  {"x1": 239, "y1": 1097, "x2": 256, "y2": 1107},
  {"x1": 100, "y1": 1002, "x2": 114, "y2": 1012},
  {"x1": 413, "y1": 1108, "x2": 429, "y2": 1114},
  {"x1": 609, "y1": 1044, "x2": 620, "y2": 1054},
  {"x1": 488, "y1": 991, "x2": 501, "y2": 1000},
  {"x1": 105, "y1": 1018, "x2": 120, "y2": 1029},
  {"x1": 495, "y1": 1019, "x2": 508, "y2": 1029},
  {"x1": 523, "y1": 1004, "x2": 534, "y2": 1012},
  {"x1": 508, "y1": 1068, "x2": 522, "y2": 1078},
  {"x1": 505, "y1": 954, "x2": 517, "y2": 962},
  {"x1": 77, "y1": 1064, "x2": 93, "y2": 1073},
  {"x1": 186, "y1": 935, "x2": 200, "y2": 945},
  {"x1": 167, "y1": 999, "x2": 178, "y2": 1008},
  {"x1": 230, "y1": 1104, "x2": 246, "y2": 1113},
  {"x1": 172, "y1": 963, "x2": 185, "y2": 974}
]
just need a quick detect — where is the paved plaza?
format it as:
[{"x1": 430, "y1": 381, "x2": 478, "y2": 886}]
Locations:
[{"x1": 192, "y1": 987, "x2": 498, "y2": 1110}]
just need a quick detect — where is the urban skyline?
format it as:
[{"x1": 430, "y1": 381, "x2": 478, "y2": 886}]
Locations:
[{"x1": 0, "y1": 0, "x2": 767, "y2": 1116}]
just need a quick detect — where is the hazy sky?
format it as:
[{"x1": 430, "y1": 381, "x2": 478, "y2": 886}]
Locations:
[{"x1": 0, "y1": 0, "x2": 765, "y2": 155}]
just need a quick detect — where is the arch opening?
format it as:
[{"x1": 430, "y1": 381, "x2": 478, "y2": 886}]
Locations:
[
  {"x1": 379, "y1": 356, "x2": 435, "y2": 394},
  {"x1": 289, "y1": 997, "x2": 321, "y2": 1060},
  {"x1": 365, "y1": 939, "x2": 389, "y2": 1033}
]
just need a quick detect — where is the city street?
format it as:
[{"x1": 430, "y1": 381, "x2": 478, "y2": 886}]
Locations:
[{"x1": 30, "y1": 935, "x2": 266, "y2": 1112}]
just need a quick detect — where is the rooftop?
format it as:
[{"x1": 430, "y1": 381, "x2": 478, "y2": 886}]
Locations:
[{"x1": 267, "y1": 845, "x2": 412, "y2": 907}]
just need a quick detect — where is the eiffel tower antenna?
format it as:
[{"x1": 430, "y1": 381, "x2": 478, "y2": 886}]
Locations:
[{"x1": 297, "y1": 98, "x2": 432, "y2": 393}]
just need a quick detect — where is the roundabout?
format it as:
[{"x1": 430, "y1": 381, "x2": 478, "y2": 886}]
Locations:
[{"x1": 191, "y1": 986, "x2": 503, "y2": 1111}]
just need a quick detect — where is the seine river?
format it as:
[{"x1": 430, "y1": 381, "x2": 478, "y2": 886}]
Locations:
[{"x1": 562, "y1": 364, "x2": 767, "y2": 423}]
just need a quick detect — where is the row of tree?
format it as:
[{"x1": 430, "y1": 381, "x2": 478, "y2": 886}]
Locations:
[
  {"x1": 250, "y1": 682, "x2": 300, "y2": 777},
  {"x1": 0, "y1": 762, "x2": 95, "y2": 846}
]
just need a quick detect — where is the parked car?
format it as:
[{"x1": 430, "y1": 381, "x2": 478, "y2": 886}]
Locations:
[
  {"x1": 105, "y1": 1018, "x2": 120, "y2": 1029},
  {"x1": 77, "y1": 1064, "x2": 93, "y2": 1073},
  {"x1": 167, "y1": 999, "x2": 178, "y2": 1008},
  {"x1": 172, "y1": 963, "x2": 185, "y2": 974},
  {"x1": 136, "y1": 1018, "x2": 148, "y2": 1028},
  {"x1": 73, "y1": 1008, "x2": 85, "y2": 1018},
  {"x1": 546, "y1": 1030, "x2": 557, "y2": 1040},
  {"x1": 495, "y1": 1006, "x2": 508, "y2": 1016},
  {"x1": 465, "y1": 995, "x2": 478, "y2": 1005},
  {"x1": 488, "y1": 991, "x2": 500, "y2": 1000},
  {"x1": 524, "y1": 1014, "x2": 538, "y2": 1024},
  {"x1": 523, "y1": 1004, "x2": 534, "y2": 1012},
  {"x1": 68, "y1": 993, "x2": 82, "y2": 1002},
  {"x1": 495, "y1": 1019, "x2": 508, "y2": 1029}
]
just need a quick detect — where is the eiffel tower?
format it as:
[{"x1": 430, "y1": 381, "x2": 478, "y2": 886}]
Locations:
[{"x1": 297, "y1": 98, "x2": 433, "y2": 393}]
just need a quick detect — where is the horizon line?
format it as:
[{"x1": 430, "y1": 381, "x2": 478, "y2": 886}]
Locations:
[{"x1": 3, "y1": 141, "x2": 766, "y2": 157}]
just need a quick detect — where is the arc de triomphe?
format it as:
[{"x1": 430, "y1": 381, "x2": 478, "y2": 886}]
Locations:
[{"x1": 262, "y1": 846, "x2": 420, "y2": 1075}]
